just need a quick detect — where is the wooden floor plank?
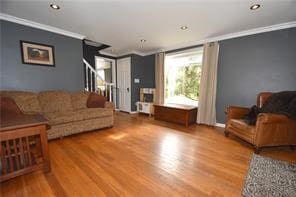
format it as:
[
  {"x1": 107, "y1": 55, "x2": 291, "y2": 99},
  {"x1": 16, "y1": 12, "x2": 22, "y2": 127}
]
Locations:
[{"x1": 1, "y1": 112, "x2": 295, "y2": 196}]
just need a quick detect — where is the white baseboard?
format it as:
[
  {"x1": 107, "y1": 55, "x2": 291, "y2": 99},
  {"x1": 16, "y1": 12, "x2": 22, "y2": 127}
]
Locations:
[
  {"x1": 129, "y1": 111, "x2": 138, "y2": 114},
  {"x1": 215, "y1": 123, "x2": 226, "y2": 128}
]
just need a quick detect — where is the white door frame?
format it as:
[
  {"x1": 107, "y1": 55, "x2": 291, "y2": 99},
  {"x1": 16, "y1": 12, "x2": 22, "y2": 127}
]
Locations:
[
  {"x1": 94, "y1": 56, "x2": 117, "y2": 108},
  {"x1": 116, "y1": 57, "x2": 131, "y2": 113}
]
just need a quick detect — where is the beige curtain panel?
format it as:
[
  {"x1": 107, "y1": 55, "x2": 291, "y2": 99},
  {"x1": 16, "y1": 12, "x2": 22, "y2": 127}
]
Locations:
[
  {"x1": 197, "y1": 42, "x2": 220, "y2": 126},
  {"x1": 155, "y1": 52, "x2": 165, "y2": 105}
]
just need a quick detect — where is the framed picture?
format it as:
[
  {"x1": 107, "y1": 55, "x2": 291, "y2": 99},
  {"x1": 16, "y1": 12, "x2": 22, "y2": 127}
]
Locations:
[{"x1": 20, "y1": 41, "x2": 55, "y2": 67}]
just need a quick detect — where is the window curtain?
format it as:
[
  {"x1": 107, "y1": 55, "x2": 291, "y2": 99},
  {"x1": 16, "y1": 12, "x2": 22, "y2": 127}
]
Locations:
[
  {"x1": 197, "y1": 42, "x2": 219, "y2": 125},
  {"x1": 155, "y1": 52, "x2": 165, "y2": 104}
]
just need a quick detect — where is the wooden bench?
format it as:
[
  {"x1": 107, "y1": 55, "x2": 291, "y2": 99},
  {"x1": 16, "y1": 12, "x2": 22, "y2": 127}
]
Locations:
[{"x1": 154, "y1": 104, "x2": 198, "y2": 127}]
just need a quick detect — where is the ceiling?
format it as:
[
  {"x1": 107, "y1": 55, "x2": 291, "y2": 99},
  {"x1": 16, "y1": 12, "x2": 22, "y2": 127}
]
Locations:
[{"x1": 1, "y1": 0, "x2": 296, "y2": 56}]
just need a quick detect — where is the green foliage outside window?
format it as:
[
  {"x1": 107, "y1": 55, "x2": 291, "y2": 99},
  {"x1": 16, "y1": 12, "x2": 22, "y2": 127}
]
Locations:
[{"x1": 166, "y1": 63, "x2": 201, "y2": 101}]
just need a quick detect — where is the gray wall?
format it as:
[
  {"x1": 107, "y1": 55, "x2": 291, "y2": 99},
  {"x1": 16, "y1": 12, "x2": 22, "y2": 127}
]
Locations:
[
  {"x1": 130, "y1": 54, "x2": 155, "y2": 111},
  {"x1": 216, "y1": 27, "x2": 296, "y2": 123},
  {"x1": 0, "y1": 20, "x2": 84, "y2": 92}
]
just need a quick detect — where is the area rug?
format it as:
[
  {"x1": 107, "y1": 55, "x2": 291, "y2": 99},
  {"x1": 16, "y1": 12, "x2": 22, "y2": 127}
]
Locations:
[{"x1": 242, "y1": 154, "x2": 296, "y2": 197}]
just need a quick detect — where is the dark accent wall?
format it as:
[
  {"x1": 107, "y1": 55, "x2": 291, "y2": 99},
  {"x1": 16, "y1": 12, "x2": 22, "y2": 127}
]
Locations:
[
  {"x1": 130, "y1": 54, "x2": 155, "y2": 111},
  {"x1": 83, "y1": 43, "x2": 115, "y2": 68},
  {"x1": 0, "y1": 20, "x2": 84, "y2": 92},
  {"x1": 216, "y1": 27, "x2": 296, "y2": 123}
]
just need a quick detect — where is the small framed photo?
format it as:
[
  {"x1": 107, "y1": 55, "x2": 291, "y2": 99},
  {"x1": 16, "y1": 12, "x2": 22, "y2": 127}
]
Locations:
[{"x1": 20, "y1": 41, "x2": 55, "y2": 67}]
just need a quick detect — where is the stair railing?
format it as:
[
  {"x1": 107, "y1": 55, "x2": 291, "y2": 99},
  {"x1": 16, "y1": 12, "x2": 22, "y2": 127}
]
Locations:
[
  {"x1": 83, "y1": 58, "x2": 98, "y2": 92},
  {"x1": 83, "y1": 58, "x2": 115, "y2": 102}
]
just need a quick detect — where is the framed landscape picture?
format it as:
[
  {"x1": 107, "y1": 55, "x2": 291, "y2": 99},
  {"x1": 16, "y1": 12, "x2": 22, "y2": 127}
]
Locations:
[{"x1": 20, "y1": 41, "x2": 55, "y2": 67}]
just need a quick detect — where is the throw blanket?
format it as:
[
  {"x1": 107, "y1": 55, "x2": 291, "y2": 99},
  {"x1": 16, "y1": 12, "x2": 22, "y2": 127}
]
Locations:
[{"x1": 244, "y1": 91, "x2": 296, "y2": 125}]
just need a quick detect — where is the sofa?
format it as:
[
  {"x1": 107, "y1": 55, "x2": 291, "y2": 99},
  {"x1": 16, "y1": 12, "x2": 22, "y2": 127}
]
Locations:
[{"x1": 0, "y1": 90, "x2": 114, "y2": 140}]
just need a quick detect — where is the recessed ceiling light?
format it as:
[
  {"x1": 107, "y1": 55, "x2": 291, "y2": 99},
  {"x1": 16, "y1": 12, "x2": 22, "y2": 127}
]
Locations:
[
  {"x1": 140, "y1": 39, "x2": 146, "y2": 43},
  {"x1": 50, "y1": 3, "x2": 60, "y2": 10},
  {"x1": 180, "y1": 26, "x2": 188, "y2": 30},
  {"x1": 250, "y1": 4, "x2": 260, "y2": 10}
]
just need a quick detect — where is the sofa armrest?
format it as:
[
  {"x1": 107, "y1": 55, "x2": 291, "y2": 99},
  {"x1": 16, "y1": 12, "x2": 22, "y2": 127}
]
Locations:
[
  {"x1": 257, "y1": 113, "x2": 293, "y2": 124},
  {"x1": 105, "y1": 102, "x2": 115, "y2": 110},
  {"x1": 226, "y1": 106, "x2": 250, "y2": 120}
]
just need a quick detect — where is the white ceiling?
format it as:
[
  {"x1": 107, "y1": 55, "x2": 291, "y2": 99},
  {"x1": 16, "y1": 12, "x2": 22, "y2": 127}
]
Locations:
[{"x1": 1, "y1": 0, "x2": 296, "y2": 56}]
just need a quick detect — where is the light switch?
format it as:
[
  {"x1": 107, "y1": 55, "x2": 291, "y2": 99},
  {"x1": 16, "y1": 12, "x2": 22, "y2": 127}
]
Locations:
[{"x1": 134, "y1": 78, "x2": 140, "y2": 83}]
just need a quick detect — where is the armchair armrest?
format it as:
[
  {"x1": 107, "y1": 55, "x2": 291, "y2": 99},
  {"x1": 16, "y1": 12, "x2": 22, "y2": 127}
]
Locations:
[
  {"x1": 226, "y1": 106, "x2": 250, "y2": 120},
  {"x1": 257, "y1": 113, "x2": 293, "y2": 124},
  {"x1": 105, "y1": 101, "x2": 115, "y2": 110},
  {"x1": 254, "y1": 113, "x2": 296, "y2": 147}
]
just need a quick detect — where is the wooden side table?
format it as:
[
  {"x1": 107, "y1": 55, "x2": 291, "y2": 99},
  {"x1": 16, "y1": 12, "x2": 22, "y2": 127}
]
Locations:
[{"x1": 0, "y1": 114, "x2": 51, "y2": 182}]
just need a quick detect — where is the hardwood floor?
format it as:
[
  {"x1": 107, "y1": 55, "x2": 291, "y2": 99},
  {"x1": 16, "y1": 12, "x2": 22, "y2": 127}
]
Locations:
[{"x1": 1, "y1": 112, "x2": 295, "y2": 196}]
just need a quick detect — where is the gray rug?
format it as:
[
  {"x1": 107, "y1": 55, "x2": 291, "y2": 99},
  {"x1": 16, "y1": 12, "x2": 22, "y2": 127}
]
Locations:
[{"x1": 242, "y1": 154, "x2": 296, "y2": 197}]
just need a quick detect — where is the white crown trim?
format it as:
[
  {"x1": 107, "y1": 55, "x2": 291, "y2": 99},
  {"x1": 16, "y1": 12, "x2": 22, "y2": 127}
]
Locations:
[
  {"x1": 113, "y1": 50, "x2": 159, "y2": 58},
  {"x1": 99, "y1": 51, "x2": 117, "y2": 57},
  {"x1": 116, "y1": 21, "x2": 296, "y2": 57},
  {"x1": 6, "y1": 12, "x2": 292, "y2": 56},
  {"x1": 0, "y1": 13, "x2": 86, "y2": 40},
  {"x1": 117, "y1": 50, "x2": 147, "y2": 57}
]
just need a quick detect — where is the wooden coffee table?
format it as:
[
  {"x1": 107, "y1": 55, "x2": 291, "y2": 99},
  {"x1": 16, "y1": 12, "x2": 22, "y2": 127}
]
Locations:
[
  {"x1": 154, "y1": 104, "x2": 198, "y2": 127},
  {"x1": 0, "y1": 114, "x2": 51, "y2": 182}
]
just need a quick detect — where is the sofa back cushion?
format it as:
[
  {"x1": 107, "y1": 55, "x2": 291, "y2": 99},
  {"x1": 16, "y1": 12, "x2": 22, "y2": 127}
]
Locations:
[
  {"x1": 0, "y1": 91, "x2": 41, "y2": 114},
  {"x1": 71, "y1": 91, "x2": 90, "y2": 110},
  {"x1": 38, "y1": 90, "x2": 73, "y2": 113}
]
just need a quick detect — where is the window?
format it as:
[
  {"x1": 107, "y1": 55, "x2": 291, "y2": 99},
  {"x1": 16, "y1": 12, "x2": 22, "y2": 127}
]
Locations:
[{"x1": 165, "y1": 47, "x2": 203, "y2": 106}]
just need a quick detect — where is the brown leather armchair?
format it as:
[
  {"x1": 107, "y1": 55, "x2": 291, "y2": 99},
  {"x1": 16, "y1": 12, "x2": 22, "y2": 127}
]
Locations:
[{"x1": 225, "y1": 92, "x2": 296, "y2": 153}]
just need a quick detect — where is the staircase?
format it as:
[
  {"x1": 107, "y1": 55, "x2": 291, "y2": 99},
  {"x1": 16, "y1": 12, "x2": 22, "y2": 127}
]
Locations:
[{"x1": 83, "y1": 58, "x2": 115, "y2": 102}]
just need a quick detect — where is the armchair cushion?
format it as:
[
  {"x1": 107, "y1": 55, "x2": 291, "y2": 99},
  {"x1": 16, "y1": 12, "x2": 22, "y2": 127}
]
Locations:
[{"x1": 227, "y1": 119, "x2": 256, "y2": 143}]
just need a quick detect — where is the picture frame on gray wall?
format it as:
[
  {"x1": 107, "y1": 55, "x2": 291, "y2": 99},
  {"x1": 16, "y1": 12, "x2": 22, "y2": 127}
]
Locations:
[{"x1": 20, "y1": 40, "x2": 55, "y2": 67}]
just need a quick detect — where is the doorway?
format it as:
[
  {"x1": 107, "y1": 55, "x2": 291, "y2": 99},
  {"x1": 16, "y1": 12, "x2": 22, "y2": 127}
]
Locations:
[
  {"x1": 95, "y1": 56, "x2": 117, "y2": 108},
  {"x1": 116, "y1": 57, "x2": 131, "y2": 112}
]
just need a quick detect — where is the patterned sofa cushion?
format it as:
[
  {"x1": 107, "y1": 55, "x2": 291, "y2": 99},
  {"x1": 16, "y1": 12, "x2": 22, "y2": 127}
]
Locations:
[
  {"x1": 71, "y1": 91, "x2": 90, "y2": 110},
  {"x1": 38, "y1": 90, "x2": 73, "y2": 113},
  {"x1": 44, "y1": 108, "x2": 113, "y2": 125},
  {"x1": 44, "y1": 111, "x2": 82, "y2": 125},
  {"x1": 105, "y1": 101, "x2": 115, "y2": 110},
  {"x1": 0, "y1": 91, "x2": 41, "y2": 114},
  {"x1": 74, "y1": 108, "x2": 113, "y2": 119}
]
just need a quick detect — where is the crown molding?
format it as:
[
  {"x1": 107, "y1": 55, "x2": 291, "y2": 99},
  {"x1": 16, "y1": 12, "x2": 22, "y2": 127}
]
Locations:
[
  {"x1": 5, "y1": 12, "x2": 292, "y2": 56},
  {"x1": 128, "y1": 21, "x2": 296, "y2": 56},
  {"x1": 214, "y1": 21, "x2": 296, "y2": 41},
  {"x1": 99, "y1": 51, "x2": 117, "y2": 57},
  {"x1": 117, "y1": 50, "x2": 147, "y2": 57},
  {"x1": 0, "y1": 13, "x2": 86, "y2": 40}
]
